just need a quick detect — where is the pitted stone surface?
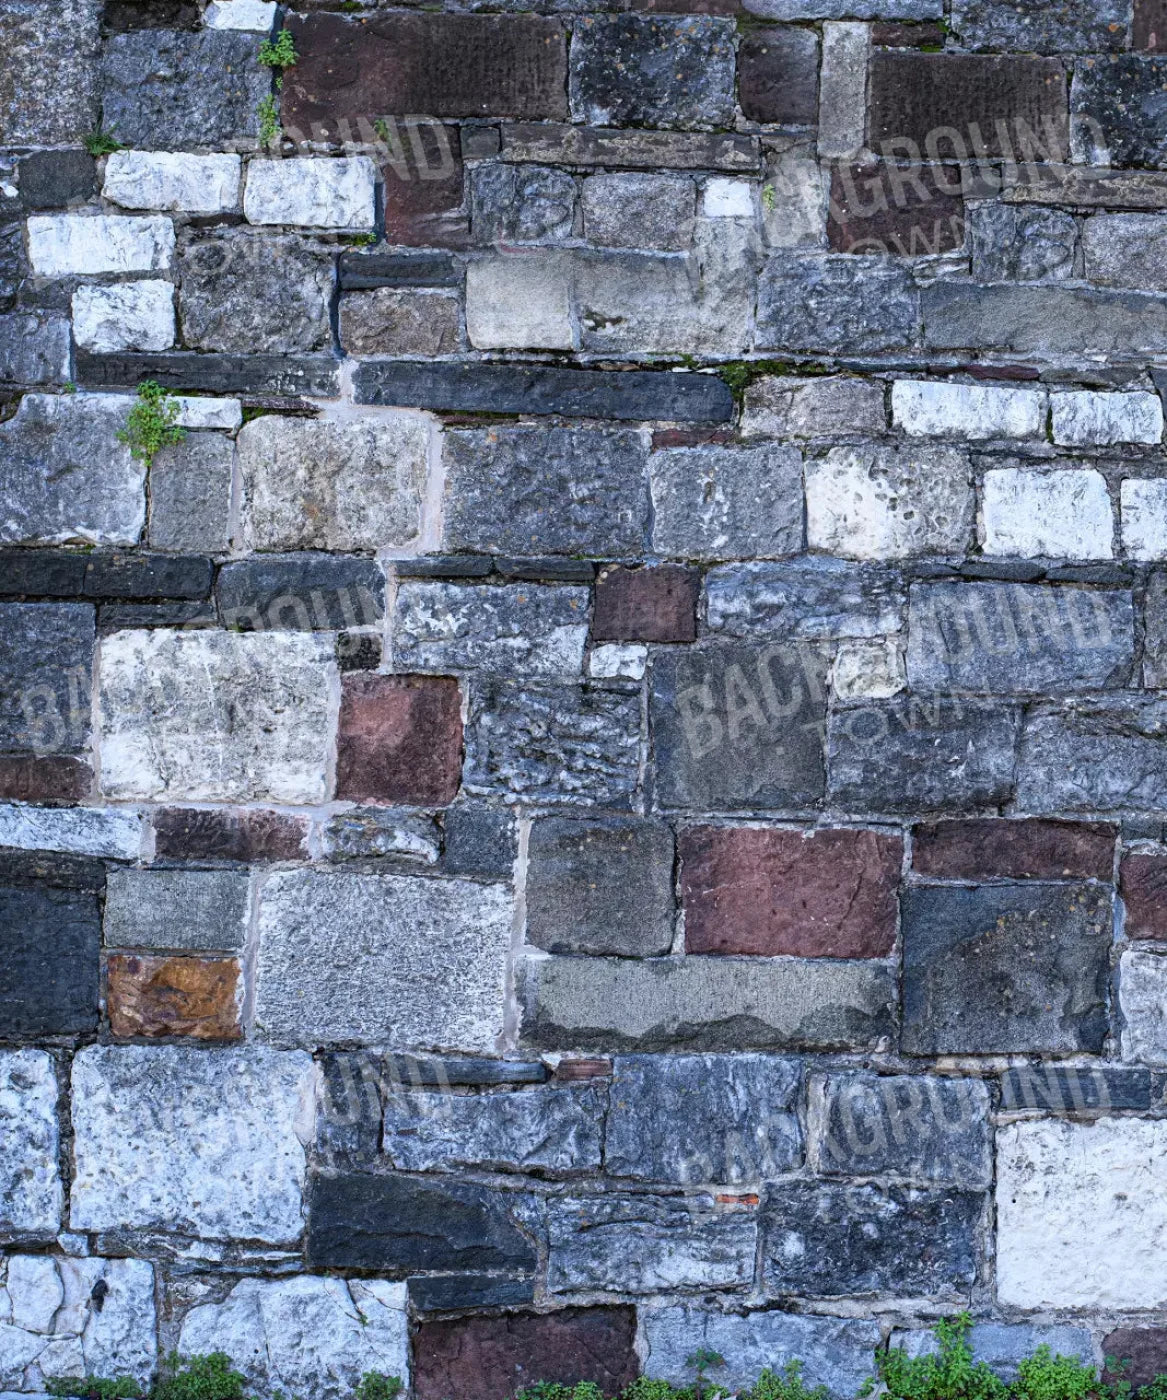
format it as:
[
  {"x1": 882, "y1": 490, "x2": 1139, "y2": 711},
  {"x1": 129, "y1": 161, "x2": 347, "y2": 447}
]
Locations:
[
  {"x1": 103, "y1": 152, "x2": 242, "y2": 213},
  {"x1": 104, "y1": 868, "x2": 250, "y2": 952},
  {"x1": 27, "y1": 216, "x2": 174, "y2": 277},
  {"x1": 650, "y1": 445, "x2": 803, "y2": 561},
  {"x1": 245, "y1": 159, "x2": 378, "y2": 231},
  {"x1": 72, "y1": 282, "x2": 176, "y2": 355},
  {"x1": 0, "y1": 602, "x2": 93, "y2": 755},
  {"x1": 0, "y1": 1052, "x2": 62, "y2": 1234},
  {"x1": 0, "y1": 0, "x2": 101, "y2": 145}
]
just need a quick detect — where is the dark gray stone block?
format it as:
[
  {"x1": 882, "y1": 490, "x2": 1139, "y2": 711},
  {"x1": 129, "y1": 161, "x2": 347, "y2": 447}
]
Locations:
[
  {"x1": 1073, "y1": 57, "x2": 1167, "y2": 169},
  {"x1": 339, "y1": 250, "x2": 460, "y2": 290},
  {"x1": 442, "y1": 803, "x2": 518, "y2": 881},
  {"x1": 0, "y1": 0, "x2": 102, "y2": 145},
  {"x1": 757, "y1": 257, "x2": 919, "y2": 354},
  {"x1": 705, "y1": 560, "x2": 905, "y2": 639},
  {"x1": 0, "y1": 880, "x2": 100, "y2": 1037},
  {"x1": 83, "y1": 553, "x2": 213, "y2": 600},
  {"x1": 0, "y1": 315, "x2": 70, "y2": 386},
  {"x1": 998, "y1": 1065, "x2": 1154, "y2": 1114},
  {"x1": 76, "y1": 351, "x2": 341, "y2": 398},
  {"x1": 1017, "y1": 698, "x2": 1167, "y2": 813},
  {"x1": 407, "y1": 1275, "x2": 536, "y2": 1314},
  {"x1": 471, "y1": 164, "x2": 576, "y2": 244},
  {"x1": 0, "y1": 602, "x2": 93, "y2": 755},
  {"x1": 216, "y1": 556, "x2": 385, "y2": 632},
  {"x1": 18, "y1": 150, "x2": 97, "y2": 210},
  {"x1": 951, "y1": 0, "x2": 1129, "y2": 51}
]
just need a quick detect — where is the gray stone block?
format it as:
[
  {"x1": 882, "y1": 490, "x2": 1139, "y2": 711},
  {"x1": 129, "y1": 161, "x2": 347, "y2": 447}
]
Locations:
[
  {"x1": 704, "y1": 560, "x2": 905, "y2": 639},
  {"x1": 217, "y1": 555, "x2": 386, "y2": 632},
  {"x1": 76, "y1": 350, "x2": 340, "y2": 398},
  {"x1": 808, "y1": 1072, "x2": 992, "y2": 1188},
  {"x1": 1083, "y1": 212, "x2": 1167, "y2": 291},
  {"x1": 442, "y1": 803, "x2": 517, "y2": 881},
  {"x1": 103, "y1": 868, "x2": 250, "y2": 951},
  {"x1": 526, "y1": 817, "x2": 675, "y2": 957},
  {"x1": 761, "y1": 1180, "x2": 983, "y2": 1298},
  {"x1": 148, "y1": 433, "x2": 234, "y2": 554},
  {"x1": 471, "y1": 164, "x2": 576, "y2": 243},
  {"x1": 757, "y1": 256, "x2": 919, "y2": 353},
  {"x1": 547, "y1": 1193, "x2": 755, "y2": 1294},
  {"x1": 1017, "y1": 698, "x2": 1167, "y2": 814},
  {"x1": 407, "y1": 1275, "x2": 536, "y2": 1314},
  {"x1": 500, "y1": 123, "x2": 760, "y2": 172},
  {"x1": 951, "y1": 0, "x2": 1129, "y2": 50},
  {"x1": 741, "y1": 376, "x2": 886, "y2": 442},
  {"x1": 901, "y1": 883, "x2": 1111, "y2": 1055},
  {"x1": 605, "y1": 1054, "x2": 802, "y2": 1185},
  {"x1": 1073, "y1": 56, "x2": 1167, "y2": 170},
  {"x1": 650, "y1": 444, "x2": 803, "y2": 561},
  {"x1": 969, "y1": 205, "x2": 1077, "y2": 282},
  {"x1": 322, "y1": 809, "x2": 441, "y2": 864},
  {"x1": 0, "y1": 602, "x2": 93, "y2": 755},
  {"x1": 0, "y1": 0, "x2": 101, "y2": 145},
  {"x1": 0, "y1": 1051, "x2": 62, "y2": 1232},
  {"x1": 0, "y1": 878, "x2": 99, "y2": 1037},
  {"x1": 520, "y1": 955, "x2": 897, "y2": 1053},
  {"x1": 0, "y1": 316, "x2": 70, "y2": 386},
  {"x1": 340, "y1": 289, "x2": 461, "y2": 358},
  {"x1": 582, "y1": 172, "x2": 696, "y2": 250},
  {"x1": 998, "y1": 1064, "x2": 1155, "y2": 1114}
]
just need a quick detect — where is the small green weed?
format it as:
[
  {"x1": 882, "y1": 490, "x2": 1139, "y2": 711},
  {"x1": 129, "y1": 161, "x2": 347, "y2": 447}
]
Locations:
[
  {"x1": 84, "y1": 127, "x2": 122, "y2": 157},
  {"x1": 117, "y1": 380, "x2": 186, "y2": 468},
  {"x1": 153, "y1": 1353, "x2": 252, "y2": 1400},
  {"x1": 343, "y1": 232, "x2": 378, "y2": 247},
  {"x1": 257, "y1": 93, "x2": 280, "y2": 145},
  {"x1": 259, "y1": 28, "x2": 299, "y2": 70},
  {"x1": 47, "y1": 1378, "x2": 141, "y2": 1400},
  {"x1": 354, "y1": 1376, "x2": 403, "y2": 1400}
]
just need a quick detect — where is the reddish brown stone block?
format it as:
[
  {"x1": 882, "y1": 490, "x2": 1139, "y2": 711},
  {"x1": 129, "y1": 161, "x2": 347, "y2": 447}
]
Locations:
[
  {"x1": 554, "y1": 1057, "x2": 612, "y2": 1081},
  {"x1": 680, "y1": 826, "x2": 902, "y2": 958},
  {"x1": 336, "y1": 674, "x2": 463, "y2": 806},
  {"x1": 738, "y1": 29, "x2": 819, "y2": 126},
  {"x1": 872, "y1": 21, "x2": 948, "y2": 48},
  {"x1": 1121, "y1": 854, "x2": 1167, "y2": 940},
  {"x1": 1135, "y1": 0, "x2": 1167, "y2": 51},
  {"x1": 0, "y1": 755, "x2": 90, "y2": 802},
  {"x1": 283, "y1": 14, "x2": 568, "y2": 135},
  {"x1": 152, "y1": 807, "x2": 310, "y2": 862},
  {"x1": 382, "y1": 123, "x2": 469, "y2": 249},
  {"x1": 593, "y1": 565, "x2": 699, "y2": 643},
  {"x1": 1104, "y1": 1330, "x2": 1167, "y2": 1388},
  {"x1": 913, "y1": 820, "x2": 1116, "y2": 882},
  {"x1": 107, "y1": 954, "x2": 242, "y2": 1040},
  {"x1": 828, "y1": 162, "x2": 965, "y2": 256},
  {"x1": 414, "y1": 1307, "x2": 638, "y2": 1400}
]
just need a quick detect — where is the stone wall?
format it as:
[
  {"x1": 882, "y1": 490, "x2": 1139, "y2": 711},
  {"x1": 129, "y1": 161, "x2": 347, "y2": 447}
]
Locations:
[{"x1": 4, "y1": 0, "x2": 1167, "y2": 1396}]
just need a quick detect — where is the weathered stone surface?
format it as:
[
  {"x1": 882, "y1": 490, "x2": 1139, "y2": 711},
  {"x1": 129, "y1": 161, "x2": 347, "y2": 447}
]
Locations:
[
  {"x1": 1003, "y1": 161, "x2": 1167, "y2": 206},
  {"x1": 0, "y1": 755, "x2": 90, "y2": 803},
  {"x1": 593, "y1": 566, "x2": 698, "y2": 644},
  {"x1": 104, "y1": 869, "x2": 249, "y2": 953},
  {"x1": 307, "y1": 1173, "x2": 537, "y2": 1273},
  {"x1": 906, "y1": 582, "x2": 1134, "y2": 694},
  {"x1": 465, "y1": 251, "x2": 573, "y2": 351},
  {"x1": 914, "y1": 818, "x2": 1116, "y2": 881},
  {"x1": 179, "y1": 234, "x2": 334, "y2": 354},
  {"x1": 526, "y1": 817, "x2": 675, "y2": 956},
  {"x1": 999, "y1": 1064, "x2": 1155, "y2": 1113},
  {"x1": 17, "y1": 148, "x2": 96, "y2": 208},
  {"x1": 808, "y1": 1072, "x2": 991, "y2": 1188},
  {"x1": 501, "y1": 124, "x2": 759, "y2": 171},
  {"x1": 588, "y1": 646, "x2": 647, "y2": 682},
  {"x1": 437, "y1": 806, "x2": 513, "y2": 883},
  {"x1": 893, "y1": 1324, "x2": 1094, "y2": 1381},
  {"x1": 205, "y1": 0, "x2": 279, "y2": 32},
  {"x1": 951, "y1": 0, "x2": 1129, "y2": 50},
  {"x1": 239, "y1": 413, "x2": 429, "y2": 553},
  {"x1": 383, "y1": 1084, "x2": 604, "y2": 1174},
  {"x1": 102, "y1": 30, "x2": 266, "y2": 148},
  {"x1": 806, "y1": 445, "x2": 973, "y2": 560},
  {"x1": 833, "y1": 637, "x2": 906, "y2": 701},
  {"x1": 341, "y1": 291, "x2": 461, "y2": 358},
  {"x1": 0, "y1": 803, "x2": 142, "y2": 859},
  {"x1": 521, "y1": 955, "x2": 897, "y2": 1052},
  {"x1": 1103, "y1": 1330, "x2": 1167, "y2": 1390},
  {"x1": 77, "y1": 350, "x2": 340, "y2": 398},
  {"x1": 680, "y1": 826, "x2": 901, "y2": 958},
  {"x1": 981, "y1": 467, "x2": 1114, "y2": 559},
  {"x1": 394, "y1": 583, "x2": 587, "y2": 679},
  {"x1": 0, "y1": 602, "x2": 93, "y2": 756},
  {"x1": 0, "y1": 395, "x2": 145, "y2": 547},
  {"x1": 255, "y1": 871, "x2": 512, "y2": 1052},
  {"x1": 146, "y1": 434, "x2": 233, "y2": 555},
  {"x1": 0, "y1": 1052, "x2": 62, "y2": 1233},
  {"x1": 706, "y1": 560, "x2": 903, "y2": 639},
  {"x1": 739, "y1": 28, "x2": 819, "y2": 125},
  {"x1": 70, "y1": 1044, "x2": 314, "y2": 1243},
  {"x1": 336, "y1": 674, "x2": 463, "y2": 807},
  {"x1": 471, "y1": 164, "x2": 576, "y2": 244},
  {"x1": 547, "y1": 1194, "x2": 755, "y2": 1294},
  {"x1": 1122, "y1": 854, "x2": 1167, "y2": 939},
  {"x1": 969, "y1": 204, "x2": 1077, "y2": 282},
  {"x1": 153, "y1": 806, "x2": 309, "y2": 863},
  {"x1": 643, "y1": 1308, "x2": 881, "y2": 1398},
  {"x1": 652, "y1": 643, "x2": 829, "y2": 811},
  {"x1": 103, "y1": 151, "x2": 241, "y2": 213},
  {"x1": 407, "y1": 1276, "x2": 536, "y2": 1316},
  {"x1": 650, "y1": 444, "x2": 803, "y2": 561},
  {"x1": 1120, "y1": 948, "x2": 1167, "y2": 1064},
  {"x1": 0, "y1": 870, "x2": 100, "y2": 1037},
  {"x1": 444, "y1": 428, "x2": 648, "y2": 557},
  {"x1": 746, "y1": 0, "x2": 939, "y2": 13},
  {"x1": 27, "y1": 214, "x2": 173, "y2": 277},
  {"x1": 84, "y1": 551, "x2": 213, "y2": 600},
  {"x1": 1083, "y1": 213, "x2": 1167, "y2": 290},
  {"x1": 829, "y1": 699, "x2": 1020, "y2": 814},
  {"x1": 322, "y1": 808, "x2": 441, "y2": 864},
  {"x1": 892, "y1": 381, "x2": 1045, "y2": 441},
  {"x1": 245, "y1": 158, "x2": 377, "y2": 230},
  {"x1": 828, "y1": 161, "x2": 964, "y2": 256},
  {"x1": 107, "y1": 953, "x2": 242, "y2": 1040},
  {"x1": 0, "y1": 0, "x2": 100, "y2": 144},
  {"x1": 179, "y1": 1276, "x2": 409, "y2": 1400},
  {"x1": 217, "y1": 555, "x2": 384, "y2": 632},
  {"x1": 582, "y1": 173, "x2": 696, "y2": 250},
  {"x1": 0, "y1": 316, "x2": 70, "y2": 386},
  {"x1": 741, "y1": 376, "x2": 886, "y2": 441},
  {"x1": 1016, "y1": 698, "x2": 1167, "y2": 814},
  {"x1": 1053, "y1": 390, "x2": 1163, "y2": 446},
  {"x1": 0, "y1": 1255, "x2": 155, "y2": 1389},
  {"x1": 465, "y1": 680, "x2": 641, "y2": 808},
  {"x1": 997, "y1": 1118, "x2": 1167, "y2": 1308},
  {"x1": 902, "y1": 883, "x2": 1111, "y2": 1055},
  {"x1": 761, "y1": 1180, "x2": 982, "y2": 1298},
  {"x1": 606, "y1": 1054, "x2": 801, "y2": 1185},
  {"x1": 1073, "y1": 57, "x2": 1167, "y2": 169},
  {"x1": 818, "y1": 23, "x2": 869, "y2": 161},
  {"x1": 414, "y1": 1308, "x2": 637, "y2": 1400},
  {"x1": 757, "y1": 256, "x2": 919, "y2": 353},
  {"x1": 283, "y1": 13, "x2": 568, "y2": 129},
  {"x1": 1122, "y1": 478, "x2": 1167, "y2": 560},
  {"x1": 72, "y1": 282, "x2": 176, "y2": 354}
]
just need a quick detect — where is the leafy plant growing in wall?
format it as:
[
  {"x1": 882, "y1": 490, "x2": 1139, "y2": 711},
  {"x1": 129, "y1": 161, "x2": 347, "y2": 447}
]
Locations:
[
  {"x1": 84, "y1": 127, "x2": 123, "y2": 157},
  {"x1": 256, "y1": 27, "x2": 299, "y2": 144},
  {"x1": 117, "y1": 380, "x2": 187, "y2": 468}
]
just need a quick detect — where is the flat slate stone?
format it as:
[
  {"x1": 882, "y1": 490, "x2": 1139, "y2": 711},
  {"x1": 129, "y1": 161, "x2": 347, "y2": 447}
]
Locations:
[
  {"x1": 0, "y1": 602, "x2": 94, "y2": 755},
  {"x1": 76, "y1": 351, "x2": 341, "y2": 397},
  {"x1": 912, "y1": 818, "x2": 1116, "y2": 880},
  {"x1": 339, "y1": 251, "x2": 460, "y2": 290},
  {"x1": 951, "y1": 0, "x2": 1129, "y2": 51},
  {"x1": 500, "y1": 123, "x2": 760, "y2": 171},
  {"x1": 407, "y1": 1275, "x2": 536, "y2": 1315},
  {"x1": 216, "y1": 556, "x2": 385, "y2": 632},
  {"x1": 0, "y1": 879, "x2": 100, "y2": 1037},
  {"x1": 152, "y1": 806, "x2": 310, "y2": 863},
  {"x1": 594, "y1": 565, "x2": 699, "y2": 643},
  {"x1": 999, "y1": 1064, "x2": 1154, "y2": 1114},
  {"x1": 739, "y1": 28, "x2": 819, "y2": 125}
]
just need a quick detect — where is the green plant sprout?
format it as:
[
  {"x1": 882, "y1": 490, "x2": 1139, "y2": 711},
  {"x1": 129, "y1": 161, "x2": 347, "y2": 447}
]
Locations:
[
  {"x1": 258, "y1": 28, "x2": 299, "y2": 70},
  {"x1": 257, "y1": 93, "x2": 281, "y2": 145},
  {"x1": 117, "y1": 380, "x2": 186, "y2": 468},
  {"x1": 84, "y1": 127, "x2": 122, "y2": 157}
]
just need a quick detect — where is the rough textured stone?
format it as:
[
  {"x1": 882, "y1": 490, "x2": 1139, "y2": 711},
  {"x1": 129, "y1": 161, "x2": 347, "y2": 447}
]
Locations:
[
  {"x1": 1052, "y1": 390, "x2": 1163, "y2": 446},
  {"x1": 443, "y1": 428, "x2": 648, "y2": 557},
  {"x1": 407, "y1": 1276, "x2": 536, "y2": 1316},
  {"x1": 179, "y1": 234, "x2": 334, "y2": 354},
  {"x1": 17, "y1": 148, "x2": 96, "y2": 208},
  {"x1": 739, "y1": 28, "x2": 819, "y2": 126},
  {"x1": 27, "y1": 214, "x2": 173, "y2": 277},
  {"x1": 1122, "y1": 478, "x2": 1167, "y2": 560},
  {"x1": 103, "y1": 151, "x2": 241, "y2": 213},
  {"x1": 442, "y1": 804, "x2": 517, "y2": 880},
  {"x1": 102, "y1": 30, "x2": 267, "y2": 148},
  {"x1": 808, "y1": 1072, "x2": 992, "y2": 1188},
  {"x1": 255, "y1": 870, "x2": 512, "y2": 1052},
  {"x1": 1073, "y1": 57, "x2": 1167, "y2": 169},
  {"x1": 951, "y1": 0, "x2": 1129, "y2": 50},
  {"x1": 502, "y1": 123, "x2": 759, "y2": 170},
  {"x1": 322, "y1": 808, "x2": 441, "y2": 865},
  {"x1": 570, "y1": 16, "x2": 736, "y2": 129},
  {"x1": 471, "y1": 164, "x2": 576, "y2": 245},
  {"x1": 153, "y1": 806, "x2": 309, "y2": 863},
  {"x1": 0, "y1": 602, "x2": 93, "y2": 756},
  {"x1": 465, "y1": 680, "x2": 641, "y2": 809},
  {"x1": 99, "y1": 629, "x2": 335, "y2": 803},
  {"x1": 902, "y1": 883, "x2": 1112, "y2": 1055},
  {"x1": 521, "y1": 955, "x2": 897, "y2": 1052},
  {"x1": 239, "y1": 413, "x2": 429, "y2": 553},
  {"x1": 205, "y1": 0, "x2": 278, "y2": 29},
  {"x1": 0, "y1": 395, "x2": 145, "y2": 547},
  {"x1": 650, "y1": 444, "x2": 803, "y2": 561},
  {"x1": 892, "y1": 381, "x2": 1045, "y2": 440},
  {"x1": 761, "y1": 1180, "x2": 982, "y2": 1298},
  {"x1": 818, "y1": 23, "x2": 869, "y2": 161},
  {"x1": 414, "y1": 1309, "x2": 637, "y2": 1400},
  {"x1": 245, "y1": 158, "x2": 377, "y2": 231},
  {"x1": 914, "y1": 819, "x2": 1116, "y2": 881},
  {"x1": 643, "y1": 1309, "x2": 881, "y2": 1398},
  {"x1": 982, "y1": 467, "x2": 1114, "y2": 559},
  {"x1": 307, "y1": 1173, "x2": 537, "y2": 1273},
  {"x1": 77, "y1": 350, "x2": 340, "y2": 398},
  {"x1": 70, "y1": 1045, "x2": 314, "y2": 1243},
  {"x1": 605, "y1": 1054, "x2": 801, "y2": 1185},
  {"x1": 0, "y1": 1052, "x2": 62, "y2": 1233},
  {"x1": 893, "y1": 1325, "x2": 1094, "y2": 1381},
  {"x1": 341, "y1": 291, "x2": 461, "y2": 358},
  {"x1": 806, "y1": 445, "x2": 973, "y2": 559},
  {"x1": 582, "y1": 173, "x2": 696, "y2": 250},
  {"x1": 104, "y1": 869, "x2": 250, "y2": 952},
  {"x1": 906, "y1": 582, "x2": 1134, "y2": 693},
  {"x1": 179, "y1": 1276, "x2": 409, "y2": 1400},
  {"x1": 1119, "y1": 948, "x2": 1167, "y2": 1064},
  {"x1": 336, "y1": 674, "x2": 463, "y2": 807},
  {"x1": 593, "y1": 566, "x2": 698, "y2": 643},
  {"x1": 0, "y1": 871, "x2": 100, "y2": 1037},
  {"x1": 706, "y1": 560, "x2": 903, "y2": 639},
  {"x1": 680, "y1": 826, "x2": 902, "y2": 958},
  {"x1": 0, "y1": 803, "x2": 142, "y2": 859},
  {"x1": 526, "y1": 817, "x2": 675, "y2": 956},
  {"x1": 146, "y1": 434, "x2": 234, "y2": 555},
  {"x1": 0, "y1": 755, "x2": 90, "y2": 803},
  {"x1": 997, "y1": 1118, "x2": 1167, "y2": 1308},
  {"x1": 1083, "y1": 213, "x2": 1167, "y2": 290},
  {"x1": 0, "y1": 0, "x2": 101, "y2": 145},
  {"x1": 1103, "y1": 1331, "x2": 1167, "y2": 1390},
  {"x1": 547, "y1": 1194, "x2": 755, "y2": 1293},
  {"x1": 1016, "y1": 698, "x2": 1167, "y2": 814},
  {"x1": 0, "y1": 316, "x2": 70, "y2": 386},
  {"x1": 465, "y1": 251, "x2": 573, "y2": 351},
  {"x1": 969, "y1": 204, "x2": 1077, "y2": 282},
  {"x1": 383, "y1": 1084, "x2": 604, "y2": 1173},
  {"x1": 741, "y1": 376, "x2": 886, "y2": 441},
  {"x1": 72, "y1": 282, "x2": 175, "y2": 354},
  {"x1": 757, "y1": 256, "x2": 919, "y2": 353},
  {"x1": 1122, "y1": 854, "x2": 1167, "y2": 939},
  {"x1": 107, "y1": 953, "x2": 242, "y2": 1040},
  {"x1": 217, "y1": 556, "x2": 385, "y2": 633},
  {"x1": 1000, "y1": 1064, "x2": 1154, "y2": 1112}
]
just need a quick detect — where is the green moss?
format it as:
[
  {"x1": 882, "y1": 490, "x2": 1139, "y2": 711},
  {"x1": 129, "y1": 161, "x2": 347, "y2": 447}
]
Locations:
[{"x1": 47, "y1": 1378, "x2": 141, "y2": 1400}]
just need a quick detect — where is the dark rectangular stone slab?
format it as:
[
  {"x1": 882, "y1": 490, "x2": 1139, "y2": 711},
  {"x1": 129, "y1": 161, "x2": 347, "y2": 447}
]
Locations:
[
  {"x1": 354, "y1": 361, "x2": 734, "y2": 423},
  {"x1": 912, "y1": 818, "x2": 1116, "y2": 881},
  {"x1": 1072, "y1": 56, "x2": 1167, "y2": 168},
  {"x1": 739, "y1": 28, "x2": 819, "y2": 126},
  {"x1": 0, "y1": 552, "x2": 88, "y2": 598},
  {"x1": 999, "y1": 1065, "x2": 1154, "y2": 1114},
  {"x1": 152, "y1": 806, "x2": 310, "y2": 863},
  {"x1": 0, "y1": 755, "x2": 90, "y2": 803},
  {"x1": 0, "y1": 881, "x2": 100, "y2": 1037},
  {"x1": 407, "y1": 1275, "x2": 537, "y2": 1315},
  {"x1": 441, "y1": 803, "x2": 518, "y2": 880},
  {"x1": 384, "y1": 1055, "x2": 549, "y2": 1087},
  {"x1": 76, "y1": 352, "x2": 341, "y2": 398},
  {"x1": 395, "y1": 556, "x2": 494, "y2": 580},
  {"x1": 0, "y1": 849, "x2": 105, "y2": 893},
  {"x1": 83, "y1": 553, "x2": 213, "y2": 601},
  {"x1": 828, "y1": 162, "x2": 965, "y2": 257},
  {"x1": 500, "y1": 124, "x2": 760, "y2": 171},
  {"x1": 494, "y1": 558, "x2": 597, "y2": 582},
  {"x1": 18, "y1": 150, "x2": 97, "y2": 210},
  {"x1": 339, "y1": 250, "x2": 460, "y2": 290},
  {"x1": 216, "y1": 556, "x2": 385, "y2": 632},
  {"x1": 98, "y1": 602, "x2": 216, "y2": 631},
  {"x1": 0, "y1": 602, "x2": 94, "y2": 756},
  {"x1": 1017, "y1": 698, "x2": 1167, "y2": 814}
]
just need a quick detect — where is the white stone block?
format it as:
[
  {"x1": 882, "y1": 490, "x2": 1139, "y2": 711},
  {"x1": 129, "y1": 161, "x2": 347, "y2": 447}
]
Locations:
[
  {"x1": 98, "y1": 629, "x2": 337, "y2": 804},
  {"x1": 27, "y1": 215, "x2": 175, "y2": 276},
  {"x1": 832, "y1": 636, "x2": 905, "y2": 700},
  {"x1": 1121, "y1": 477, "x2": 1167, "y2": 560},
  {"x1": 1052, "y1": 390, "x2": 1164, "y2": 446},
  {"x1": 0, "y1": 1052, "x2": 62, "y2": 1234},
  {"x1": 244, "y1": 158, "x2": 377, "y2": 230},
  {"x1": 892, "y1": 380, "x2": 1046, "y2": 440},
  {"x1": 0, "y1": 805, "x2": 142, "y2": 860},
  {"x1": 70, "y1": 1045, "x2": 316, "y2": 1245},
  {"x1": 179, "y1": 1276, "x2": 409, "y2": 1400},
  {"x1": 589, "y1": 643, "x2": 648, "y2": 680},
  {"x1": 205, "y1": 0, "x2": 279, "y2": 29},
  {"x1": 171, "y1": 396, "x2": 244, "y2": 430},
  {"x1": 818, "y1": 22, "x2": 869, "y2": 160},
  {"x1": 466, "y1": 252, "x2": 574, "y2": 350},
  {"x1": 72, "y1": 281, "x2": 175, "y2": 353},
  {"x1": 702, "y1": 179, "x2": 754, "y2": 218},
  {"x1": 981, "y1": 467, "x2": 1114, "y2": 559},
  {"x1": 102, "y1": 151, "x2": 242, "y2": 213},
  {"x1": 997, "y1": 1117, "x2": 1167, "y2": 1309},
  {"x1": 1120, "y1": 948, "x2": 1167, "y2": 1065}
]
